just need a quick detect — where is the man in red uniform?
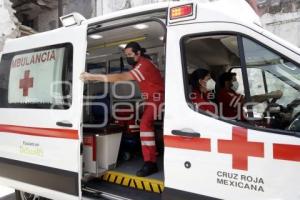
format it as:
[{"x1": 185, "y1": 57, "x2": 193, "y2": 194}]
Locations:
[
  {"x1": 80, "y1": 42, "x2": 164, "y2": 177},
  {"x1": 217, "y1": 72, "x2": 244, "y2": 120},
  {"x1": 217, "y1": 72, "x2": 282, "y2": 121}
]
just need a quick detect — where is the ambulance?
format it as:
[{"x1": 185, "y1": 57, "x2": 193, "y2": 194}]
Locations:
[{"x1": 0, "y1": 0, "x2": 300, "y2": 199}]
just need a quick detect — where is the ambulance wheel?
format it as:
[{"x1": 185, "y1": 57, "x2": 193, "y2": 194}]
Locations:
[{"x1": 15, "y1": 190, "x2": 49, "y2": 200}]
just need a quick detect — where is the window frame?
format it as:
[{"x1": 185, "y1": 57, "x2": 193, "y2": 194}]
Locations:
[
  {"x1": 0, "y1": 42, "x2": 73, "y2": 110},
  {"x1": 180, "y1": 31, "x2": 300, "y2": 137}
]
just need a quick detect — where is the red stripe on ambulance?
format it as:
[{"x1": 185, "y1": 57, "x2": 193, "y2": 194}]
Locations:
[
  {"x1": 273, "y1": 143, "x2": 300, "y2": 162},
  {"x1": 0, "y1": 124, "x2": 78, "y2": 139},
  {"x1": 165, "y1": 127, "x2": 300, "y2": 170},
  {"x1": 164, "y1": 135, "x2": 211, "y2": 151}
]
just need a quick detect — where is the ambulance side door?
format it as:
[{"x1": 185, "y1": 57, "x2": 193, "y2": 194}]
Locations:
[
  {"x1": 163, "y1": 22, "x2": 300, "y2": 200},
  {"x1": 0, "y1": 24, "x2": 87, "y2": 200}
]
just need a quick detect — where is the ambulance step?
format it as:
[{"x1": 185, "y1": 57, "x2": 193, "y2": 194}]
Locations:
[
  {"x1": 100, "y1": 170, "x2": 164, "y2": 194},
  {"x1": 83, "y1": 179, "x2": 161, "y2": 200}
]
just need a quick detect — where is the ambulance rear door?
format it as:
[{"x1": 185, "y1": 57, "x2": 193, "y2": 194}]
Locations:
[{"x1": 0, "y1": 23, "x2": 87, "y2": 200}]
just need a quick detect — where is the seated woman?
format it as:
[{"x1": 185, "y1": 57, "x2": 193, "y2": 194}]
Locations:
[{"x1": 189, "y1": 68, "x2": 217, "y2": 115}]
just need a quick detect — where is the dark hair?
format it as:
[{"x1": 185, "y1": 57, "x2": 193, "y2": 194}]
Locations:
[
  {"x1": 219, "y1": 72, "x2": 236, "y2": 88},
  {"x1": 125, "y1": 42, "x2": 151, "y2": 59},
  {"x1": 190, "y1": 68, "x2": 210, "y2": 90}
]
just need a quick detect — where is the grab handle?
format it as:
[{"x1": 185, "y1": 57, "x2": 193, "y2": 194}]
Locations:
[
  {"x1": 56, "y1": 121, "x2": 73, "y2": 128},
  {"x1": 171, "y1": 129, "x2": 200, "y2": 138}
]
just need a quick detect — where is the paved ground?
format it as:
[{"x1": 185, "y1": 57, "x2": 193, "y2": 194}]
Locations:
[
  {"x1": 0, "y1": 186, "x2": 14, "y2": 200},
  {"x1": 0, "y1": 194, "x2": 14, "y2": 200}
]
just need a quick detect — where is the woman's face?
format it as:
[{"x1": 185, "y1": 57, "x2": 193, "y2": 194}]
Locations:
[
  {"x1": 199, "y1": 73, "x2": 216, "y2": 92},
  {"x1": 199, "y1": 74, "x2": 211, "y2": 88}
]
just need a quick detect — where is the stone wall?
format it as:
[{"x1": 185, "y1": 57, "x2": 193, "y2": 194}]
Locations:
[
  {"x1": 96, "y1": 0, "x2": 168, "y2": 15},
  {"x1": 7, "y1": 0, "x2": 300, "y2": 48},
  {"x1": 257, "y1": 0, "x2": 300, "y2": 47},
  {"x1": 36, "y1": 0, "x2": 96, "y2": 32},
  {"x1": 261, "y1": 11, "x2": 300, "y2": 47},
  {"x1": 0, "y1": 0, "x2": 19, "y2": 52},
  {"x1": 11, "y1": 0, "x2": 96, "y2": 32}
]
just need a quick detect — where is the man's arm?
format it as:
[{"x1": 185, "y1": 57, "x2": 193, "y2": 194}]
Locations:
[
  {"x1": 80, "y1": 72, "x2": 134, "y2": 83},
  {"x1": 251, "y1": 90, "x2": 283, "y2": 103}
]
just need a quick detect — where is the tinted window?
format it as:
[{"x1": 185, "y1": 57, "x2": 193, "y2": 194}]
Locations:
[
  {"x1": 182, "y1": 35, "x2": 242, "y2": 117},
  {"x1": 0, "y1": 43, "x2": 73, "y2": 109},
  {"x1": 242, "y1": 37, "x2": 300, "y2": 131},
  {"x1": 181, "y1": 33, "x2": 300, "y2": 133}
]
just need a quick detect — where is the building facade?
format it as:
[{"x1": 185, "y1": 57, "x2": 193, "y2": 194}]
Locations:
[
  {"x1": 258, "y1": 0, "x2": 300, "y2": 47},
  {"x1": 0, "y1": 0, "x2": 19, "y2": 51},
  {"x1": 11, "y1": 0, "x2": 169, "y2": 32},
  {"x1": 4, "y1": 0, "x2": 300, "y2": 47}
]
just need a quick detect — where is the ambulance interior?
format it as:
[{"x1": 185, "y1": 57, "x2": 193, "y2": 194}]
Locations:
[{"x1": 81, "y1": 20, "x2": 166, "y2": 188}]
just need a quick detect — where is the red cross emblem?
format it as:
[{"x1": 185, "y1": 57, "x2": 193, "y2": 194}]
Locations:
[
  {"x1": 218, "y1": 127, "x2": 264, "y2": 171},
  {"x1": 19, "y1": 70, "x2": 34, "y2": 97}
]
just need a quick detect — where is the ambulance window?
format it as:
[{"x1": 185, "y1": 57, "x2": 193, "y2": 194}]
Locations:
[
  {"x1": 232, "y1": 67, "x2": 268, "y2": 118},
  {"x1": 0, "y1": 43, "x2": 73, "y2": 109},
  {"x1": 242, "y1": 37, "x2": 300, "y2": 131},
  {"x1": 182, "y1": 34, "x2": 242, "y2": 117},
  {"x1": 182, "y1": 33, "x2": 300, "y2": 132}
]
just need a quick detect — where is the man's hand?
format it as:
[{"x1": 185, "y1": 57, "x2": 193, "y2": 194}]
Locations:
[
  {"x1": 268, "y1": 90, "x2": 283, "y2": 99},
  {"x1": 80, "y1": 72, "x2": 101, "y2": 82},
  {"x1": 80, "y1": 71, "x2": 134, "y2": 83},
  {"x1": 252, "y1": 90, "x2": 283, "y2": 103},
  {"x1": 80, "y1": 72, "x2": 92, "y2": 81}
]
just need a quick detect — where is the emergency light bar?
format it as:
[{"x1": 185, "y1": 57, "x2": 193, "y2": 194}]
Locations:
[
  {"x1": 170, "y1": 4, "x2": 193, "y2": 20},
  {"x1": 60, "y1": 12, "x2": 86, "y2": 27}
]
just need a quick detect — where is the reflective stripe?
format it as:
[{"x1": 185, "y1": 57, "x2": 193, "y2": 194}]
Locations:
[
  {"x1": 130, "y1": 70, "x2": 141, "y2": 82},
  {"x1": 134, "y1": 68, "x2": 145, "y2": 81},
  {"x1": 140, "y1": 131, "x2": 155, "y2": 137},
  {"x1": 141, "y1": 141, "x2": 156, "y2": 146},
  {"x1": 233, "y1": 95, "x2": 242, "y2": 108},
  {"x1": 229, "y1": 96, "x2": 237, "y2": 107},
  {"x1": 129, "y1": 125, "x2": 140, "y2": 129}
]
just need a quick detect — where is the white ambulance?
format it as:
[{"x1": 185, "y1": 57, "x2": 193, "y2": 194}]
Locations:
[{"x1": 0, "y1": 0, "x2": 300, "y2": 200}]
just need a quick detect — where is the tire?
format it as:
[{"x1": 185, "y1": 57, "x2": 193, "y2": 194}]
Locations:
[{"x1": 15, "y1": 190, "x2": 49, "y2": 200}]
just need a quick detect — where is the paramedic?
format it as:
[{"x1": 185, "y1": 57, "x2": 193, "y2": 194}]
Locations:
[
  {"x1": 217, "y1": 72, "x2": 282, "y2": 120},
  {"x1": 80, "y1": 42, "x2": 164, "y2": 177},
  {"x1": 190, "y1": 68, "x2": 217, "y2": 115}
]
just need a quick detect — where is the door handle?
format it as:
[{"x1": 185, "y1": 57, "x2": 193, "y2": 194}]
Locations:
[
  {"x1": 171, "y1": 129, "x2": 200, "y2": 138},
  {"x1": 56, "y1": 121, "x2": 73, "y2": 128}
]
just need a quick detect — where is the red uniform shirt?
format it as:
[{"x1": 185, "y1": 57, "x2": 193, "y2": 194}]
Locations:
[
  {"x1": 218, "y1": 88, "x2": 244, "y2": 119},
  {"x1": 129, "y1": 57, "x2": 164, "y2": 101},
  {"x1": 191, "y1": 90, "x2": 216, "y2": 114}
]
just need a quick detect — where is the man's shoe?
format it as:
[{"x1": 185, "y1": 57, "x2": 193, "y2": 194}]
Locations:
[{"x1": 136, "y1": 162, "x2": 158, "y2": 177}]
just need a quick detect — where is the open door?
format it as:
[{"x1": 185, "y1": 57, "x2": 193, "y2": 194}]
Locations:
[{"x1": 0, "y1": 23, "x2": 87, "y2": 200}]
